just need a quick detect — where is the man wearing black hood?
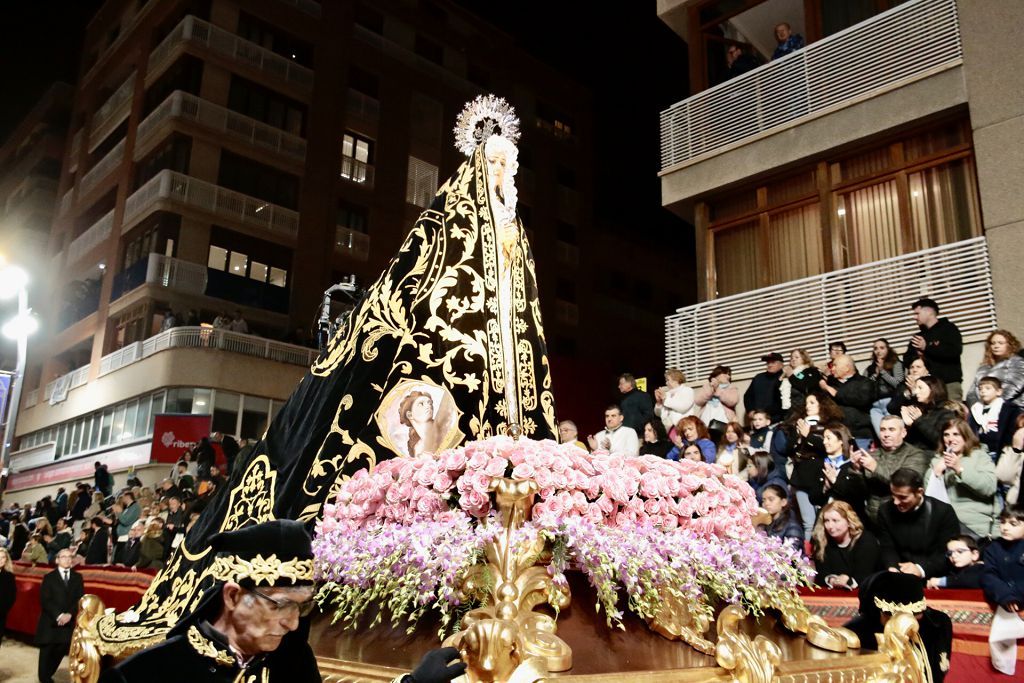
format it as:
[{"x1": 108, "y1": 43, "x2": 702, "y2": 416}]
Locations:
[{"x1": 99, "y1": 520, "x2": 466, "y2": 683}]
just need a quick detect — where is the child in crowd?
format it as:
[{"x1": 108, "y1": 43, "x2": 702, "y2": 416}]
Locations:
[
  {"x1": 758, "y1": 484, "x2": 803, "y2": 549},
  {"x1": 968, "y1": 377, "x2": 1020, "y2": 458},
  {"x1": 747, "y1": 410, "x2": 775, "y2": 450},
  {"x1": 982, "y1": 506, "x2": 1024, "y2": 675},
  {"x1": 927, "y1": 535, "x2": 985, "y2": 589}
]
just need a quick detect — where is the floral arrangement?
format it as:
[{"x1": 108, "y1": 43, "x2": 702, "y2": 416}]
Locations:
[{"x1": 313, "y1": 437, "x2": 813, "y2": 638}]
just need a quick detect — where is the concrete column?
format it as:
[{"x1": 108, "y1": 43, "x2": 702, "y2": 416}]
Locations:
[
  {"x1": 957, "y1": 0, "x2": 1024, "y2": 331},
  {"x1": 176, "y1": 217, "x2": 212, "y2": 267}
]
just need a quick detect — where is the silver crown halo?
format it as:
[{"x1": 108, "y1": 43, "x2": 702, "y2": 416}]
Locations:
[{"x1": 453, "y1": 95, "x2": 520, "y2": 157}]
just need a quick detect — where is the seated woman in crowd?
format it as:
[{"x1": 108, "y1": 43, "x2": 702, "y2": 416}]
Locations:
[
  {"x1": 996, "y1": 415, "x2": 1024, "y2": 506},
  {"x1": 137, "y1": 518, "x2": 168, "y2": 570},
  {"x1": 926, "y1": 535, "x2": 985, "y2": 589},
  {"x1": 654, "y1": 368, "x2": 695, "y2": 439},
  {"x1": 21, "y1": 532, "x2": 48, "y2": 564},
  {"x1": 716, "y1": 421, "x2": 746, "y2": 475},
  {"x1": 679, "y1": 443, "x2": 704, "y2": 462},
  {"x1": 639, "y1": 419, "x2": 673, "y2": 458},
  {"x1": 780, "y1": 349, "x2": 823, "y2": 411},
  {"x1": 758, "y1": 484, "x2": 803, "y2": 549},
  {"x1": 865, "y1": 338, "x2": 905, "y2": 438},
  {"x1": 774, "y1": 391, "x2": 845, "y2": 541},
  {"x1": 885, "y1": 357, "x2": 930, "y2": 417},
  {"x1": 895, "y1": 375, "x2": 957, "y2": 452},
  {"x1": 673, "y1": 416, "x2": 717, "y2": 463},
  {"x1": 807, "y1": 423, "x2": 867, "y2": 519},
  {"x1": 694, "y1": 365, "x2": 739, "y2": 434},
  {"x1": 966, "y1": 329, "x2": 1024, "y2": 409},
  {"x1": 746, "y1": 451, "x2": 786, "y2": 504},
  {"x1": 812, "y1": 500, "x2": 879, "y2": 589},
  {"x1": 928, "y1": 417, "x2": 1000, "y2": 538}
]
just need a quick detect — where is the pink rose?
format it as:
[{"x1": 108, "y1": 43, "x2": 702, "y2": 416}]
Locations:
[
  {"x1": 443, "y1": 450, "x2": 468, "y2": 472},
  {"x1": 511, "y1": 462, "x2": 537, "y2": 480},
  {"x1": 484, "y1": 456, "x2": 508, "y2": 478}
]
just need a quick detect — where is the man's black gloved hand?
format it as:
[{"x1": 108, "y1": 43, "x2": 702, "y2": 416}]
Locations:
[{"x1": 409, "y1": 646, "x2": 467, "y2": 683}]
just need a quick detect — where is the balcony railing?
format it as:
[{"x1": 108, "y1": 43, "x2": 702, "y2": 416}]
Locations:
[
  {"x1": 79, "y1": 139, "x2": 126, "y2": 196},
  {"x1": 88, "y1": 72, "x2": 136, "y2": 152},
  {"x1": 136, "y1": 91, "x2": 307, "y2": 162},
  {"x1": 147, "y1": 16, "x2": 314, "y2": 94},
  {"x1": 67, "y1": 210, "x2": 114, "y2": 264},
  {"x1": 340, "y1": 157, "x2": 374, "y2": 187},
  {"x1": 665, "y1": 238, "x2": 996, "y2": 382},
  {"x1": 659, "y1": 0, "x2": 963, "y2": 170},
  {"x1": 68, "y1": 129, "x2": 83, "y2": 172},
  {"x1": 111, "y1": 252, "x2": 208, "y2": 301},
  {"x1": 124, "y1": 170, "x2": 299, "y2": 239},
  {"x1": 97, "y1": 326, "x2": 318, "y2": 378},
  {"x1": 280, "y1": 0, "x2": 321, "y2": 17},
  {"x1": 44, "y1": 364, "x2": 90, "y2": 405},
  {"x1": 59, "y1": 188, "x2": 73, "y2": 216},
  {"x1": 346, "y1": 89, "x2": 380, "y2": 122},
  {"x1": 334, "y1": 226, "x2": 370, "y2": 261}
]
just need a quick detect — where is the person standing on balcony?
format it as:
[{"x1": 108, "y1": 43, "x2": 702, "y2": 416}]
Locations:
[
  {"x1": 771, "y1": 22, "x2": 805, "y2": 60},
  {"x1": 212, "y1": 311, "x2": 231, "y2": 329},
  {"x1": 617, "y1": 373, "x2": 654, "y2": 434},
  {"x1": 744, "y1": 353, "x2": 785, "y2": 423},
  {"x1": 228, "y1": 309, "x2": 249, "y2": 334},
  {"x1": 903, "y1": 298, "x2": 963, "y2": 400},
  {"x1": 725, "y1": 43, "x2": 760, "y2": 79}
]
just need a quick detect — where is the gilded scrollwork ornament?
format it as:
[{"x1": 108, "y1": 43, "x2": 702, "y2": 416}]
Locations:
[
  {"x1": 443, "y1": 477, "x2": 571, "y2": 681},
  {"x1": 69, "y1": 594, "x2": 105, "y2": 683},
  {"x1": 715, "y1": 604, "x2": 782, "y2": 683}
]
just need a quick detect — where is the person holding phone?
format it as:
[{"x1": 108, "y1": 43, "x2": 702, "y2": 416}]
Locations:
[{"x1": 927, "y1": 418, "x2": 999, "y2": 538}]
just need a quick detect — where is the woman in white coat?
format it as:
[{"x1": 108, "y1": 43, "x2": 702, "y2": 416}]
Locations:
[{"x1": 655, "y1": 368, "x2": 694, "y2": 438}]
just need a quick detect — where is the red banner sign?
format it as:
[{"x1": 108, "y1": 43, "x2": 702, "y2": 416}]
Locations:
[{"x1": 151, "y1": 414, "x2": 212, "y2": 464}]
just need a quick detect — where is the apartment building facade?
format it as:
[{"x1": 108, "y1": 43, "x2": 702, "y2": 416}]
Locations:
[
  {"x1": 657, "y1": 0, "x2": 1022, "y2": 386},
  {"x1": 4, "y1": 0, "x2": 627, "y2": 503}
]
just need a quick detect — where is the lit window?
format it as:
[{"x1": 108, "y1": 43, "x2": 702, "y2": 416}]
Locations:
[
  {"x1": 208, "y1": 245, "x2": 228, "y2": 270},
  {"x1": 229, "y1": 251, "x2": 249, "y2": 275},
  {"x1": 406, "y1": 156, "x2": 438, "y2": 209},
  {"x1": 269, "y1": 267, "x2": 287, "y2": 287},
  {"x1": 250, "y1": 261, "x2": 269, "y2": 283},
  {"x1": 341, "y1": 132, "x2": 373, "y2": 184}
]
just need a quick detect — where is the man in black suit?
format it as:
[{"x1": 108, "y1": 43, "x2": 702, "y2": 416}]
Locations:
[
  {"x1": 36, "y1": 548, "x2": 85, "y2": 682},
  {"x1": 114, "y1": 520, "x2": 144, "y2": 567},
  {"x1": 876, "y1": 468, "x2": 961, "y2": 578},
  {"x1": 85, "y1": 516, "x2": 110, "y2": 565}
]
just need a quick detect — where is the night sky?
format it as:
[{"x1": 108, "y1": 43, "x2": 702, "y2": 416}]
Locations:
[{"x1": 1, "y1": 0, "x2": 693, "y2": 306}]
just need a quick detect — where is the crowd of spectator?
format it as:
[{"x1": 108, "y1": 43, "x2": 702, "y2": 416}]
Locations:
[
  {"x1": 0, "y1": 430, "x2": 253, "y2": 580},
  {"x1": 565, "y1": 297, "x2": 1024, "y2": 675}
]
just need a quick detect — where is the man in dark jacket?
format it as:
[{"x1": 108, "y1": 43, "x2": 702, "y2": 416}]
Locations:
[
  {"x1": 876, "y1": 468, "x2": 961, "y2": 578},
  {"x1": 821, "y1": 355, "x2": 876, "y2": 448},
  {"x1": 99, "y1": 520, "x2": 466, "y2": 683},
  {"x1": 94, "y1": 462, "x2": 113, "y2": 497},
  {"x1": 617, "y1": 373, "x2": 654, "y2": 434},
  {"x1": 114, "y1": 521, "x2": 144, "y2": 567},
  {"x1": 744, "y1": 353, "x2": 785, "y2": 423},
  {"x1": 855, "y1": 416, "x2": 930, "y2": 524},
  {"x1": 36, "y1": 548, "x2": 85, "y2": 683},
  {"x1": 903, "y1": 298, "x2": 963, "y2": 400},
  {"x1": 85, "y1": 516, "x2": 110, "y2": 565},
  {"x1": 193, "y1": 437, "x2": 216, "y2": 479}
]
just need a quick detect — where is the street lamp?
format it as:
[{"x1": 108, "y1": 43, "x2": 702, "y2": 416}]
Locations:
[{"x1": 0, "y1": 263, "x2": 37, "y2": 498}]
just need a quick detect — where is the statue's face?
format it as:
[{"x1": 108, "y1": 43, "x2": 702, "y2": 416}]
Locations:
[{"x1": 486, "y1": 149, "x2": 508, "y2": 191}]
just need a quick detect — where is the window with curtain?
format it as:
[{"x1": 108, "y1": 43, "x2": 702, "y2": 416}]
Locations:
[
  {"x1": 766, "y1": 203, "x2": 824, "y2": 284},
  {"x1": 908, "y1": 157, "x2": 981, "y2": 250},
  {"x1": 713, "y1": 220, "x2": 759, "y2": 297},
  {"x1": 836, "y1": 179, "x2": 903, "y2": 267}
]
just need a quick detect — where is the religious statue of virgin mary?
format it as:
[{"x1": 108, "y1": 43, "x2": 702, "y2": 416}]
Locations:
[{"x1": 92, "y1": 96, "x2": 558, "y2": 651}]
